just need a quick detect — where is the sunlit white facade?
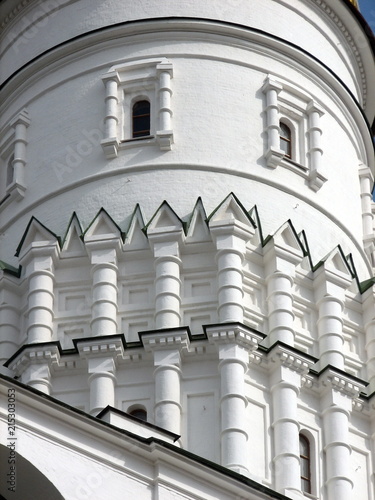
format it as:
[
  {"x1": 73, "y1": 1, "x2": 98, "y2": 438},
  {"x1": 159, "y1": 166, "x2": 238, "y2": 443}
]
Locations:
[{"x1": 1, "y1": 0, "x2": 375, "y2": 499}]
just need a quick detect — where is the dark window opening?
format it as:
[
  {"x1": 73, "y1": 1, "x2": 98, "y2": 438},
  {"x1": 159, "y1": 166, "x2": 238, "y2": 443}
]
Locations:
[
  {"x1": 132, "y1": 100, "x2": 150, "y2": 138},
  {"x1": 280, "y1": 122, "x2": 292, "y2": 158},
  {"x1": 128, "y1": 408, "x2": 147, "y2": 422},
  {"x1": 7, "y1": 154, "x2": 14, "y2": 186},
  {"x1": 300, "y1": 434, "x2": 312, "y2": 494}
]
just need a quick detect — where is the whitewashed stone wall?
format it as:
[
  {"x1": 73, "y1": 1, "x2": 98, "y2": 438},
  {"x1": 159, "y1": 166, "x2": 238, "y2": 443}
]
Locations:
[{"x1": 1, "y1": 1, "x2": 375, "y2": 499}]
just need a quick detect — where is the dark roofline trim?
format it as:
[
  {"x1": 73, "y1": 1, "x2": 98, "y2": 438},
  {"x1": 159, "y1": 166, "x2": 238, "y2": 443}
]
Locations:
[
  {"x1": 0, "y1": 373, "x2": 293, "y2": 500},
  {"x1": 96, "y1": 405, "x2": 180, "y2": 442},
  {"x1": 317, "y1": 363, "x2": 369, "y2": 387},
  {"x1": 1, "y1": 16, "x2": 374, "y2": 136}
]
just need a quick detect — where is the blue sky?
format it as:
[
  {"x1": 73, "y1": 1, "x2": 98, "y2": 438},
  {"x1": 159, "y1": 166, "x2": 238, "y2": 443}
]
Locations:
[{"x1": 360, "y1": 0, "x2": 375, "y2": 34}]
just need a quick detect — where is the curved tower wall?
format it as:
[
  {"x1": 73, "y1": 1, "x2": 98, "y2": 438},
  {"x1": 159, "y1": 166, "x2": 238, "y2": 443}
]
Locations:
[
  {"x1": 0, "y1": 0, "x2": 374, "y2": 276},
  {"x1": 1, "y1": 2, "x2": 375, "y2": 500}
]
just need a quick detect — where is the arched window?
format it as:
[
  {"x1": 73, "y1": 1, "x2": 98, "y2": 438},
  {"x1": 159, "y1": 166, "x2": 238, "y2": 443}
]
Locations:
[
  {"x1": 128, "y1": 406, "x2": 147, "y2": 422},
  {"x1": 6, "y1": 154, "x2": 14, "y2": 186},
  {"x1": 299, "y1": 434, "x2": 312, "y2": 494},
  {"x1": 280, "y1": 122, "x2": 292, "y2": 159},
  {"x1": 132, "y1": 100, "x2": 150, "y2": 138}
]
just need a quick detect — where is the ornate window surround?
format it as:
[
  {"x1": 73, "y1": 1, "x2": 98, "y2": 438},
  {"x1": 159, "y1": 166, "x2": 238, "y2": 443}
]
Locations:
[
  {"x1": 0, "y1": 108, "x2": 30, "y2": 208},
  {"x1": 262, "y1": 75, "x2": 326, "y2": 192},
  {"x1": 100, "y1": 58, "x2": 173, "y2": 159}
]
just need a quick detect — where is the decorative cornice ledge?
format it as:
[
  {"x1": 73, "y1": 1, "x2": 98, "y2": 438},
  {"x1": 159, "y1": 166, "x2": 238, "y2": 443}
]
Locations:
[
  {"x1": 204, "y1": 323, "x2": 265, "y2": 351},
  {"x1": 313, "y1": 0, "x2": 367, "y2": 106},
  {"x1": 267, "y1": 341, "x2": 317, "y2": 374},
  {"x1": 318, "y1": 365, "x2": 368, "y2": 397}
]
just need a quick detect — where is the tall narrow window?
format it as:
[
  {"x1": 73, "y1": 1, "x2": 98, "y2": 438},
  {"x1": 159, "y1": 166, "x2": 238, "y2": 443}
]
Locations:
[
  {"x1": 300, "y1": 434, "x2": 312, "y2": 494},
  {"x1": 6, "y1": 154, "x2": 14, "y2": 187},
  {"x1": 132, "y1": 100, "x2": 150, "y2": 138},
  {"x1": 280, "y1": 122, "x2": 292, "y2": 158}
]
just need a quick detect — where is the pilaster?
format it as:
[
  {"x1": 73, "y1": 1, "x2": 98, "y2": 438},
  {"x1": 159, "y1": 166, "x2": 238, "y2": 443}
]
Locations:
[
  {"x1": 77, "y1": 336, "x2": 125, "y2": 416},
  {"x1": 5, "y1": 343, "x2": 61, "y2": 395},
  {"x1": 262, "y1": 76, "x2": 284, "y2": 168},
  {"x1": 363, "y1": 284, "x2": 375, "y2": 393},
  {"x1": 306, "y1": 101, "x2": 327, "y2": 191},
  {"x1": 147, "y1": 204, "x2": 184, "y2": 329},
  {"x1": 0, "y1": 272, "x2": 20, "y2": 376},
  {"x1": 100, "y1": 72, "x2": 120, "y2": 158},
  {"x1": 263, "y1": 223, "x2": 303, "y2": 347},
  {"x1": 141, "y1": 327, "x2": 189, "y2": 440},
  {"x1": 209, "y1": 195, "x2": 255, "y2": 324},
  {"x1": 84, "y1": 212, "x2": 122, "y2": 337},
  {"x1": 156, "y1": 61, "x2": 173, "y2": 150},
  {"x1": 18, "y1": 223, "x2": 60, "y2": 344},
  {"x1": 313, "y1": 250, "x2": 352, "y2": 370},
  {"x1": 318, "y1": 367, "x2": 367, "y2": 500},
  {"x1": 268, "y1": 343, "x2": 316, "y2": 499},
  {"x1": 206, "y1": 323, "x2": 264, "y2": 475},
  {"x1": 359, "y1": 165, "x2": 375, "y2": 265}
]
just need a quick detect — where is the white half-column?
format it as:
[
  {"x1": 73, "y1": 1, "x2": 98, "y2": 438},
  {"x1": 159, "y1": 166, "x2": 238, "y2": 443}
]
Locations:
[
  {"x1": 19, "y1": 240, "x2": 59, "y2": 344},
  {"x1": 263, "y1": 224, "x2": 303, "y2": 347},
  {"x1": 307, "y1": 101, "x2": 327, "y2": 191},
  {"x1": 359, "y1": 164, "x2": 375, "y2": 264},
  {"x1": 142, "y1": 329, "x2": 189, "y2": 440},
  {"x1": 319, "y1": 370, "x2": 365, "y2": 500},
  {"x1": 269, "y1": 344, "x2": 314, "y2": 499},
  {"x1": 362, "y1": 284, "x2": 375, "y2": 393},
  {"x1": 0, "y1": 274, "x2": 20, "y2": 375},
  {"x1": 100, "y1": 72, "x2": 120, "y2": 158},
  {"x1": 78, "y1": 338, "x2": 124, "y2": 416},
  {"x1": 207, "y1": 324, "x2": 263, "y2": 475},
  {"x1": 314, "y1": 257, "x2": 352, "y2": 370},
  {"x1": 210, "y1": 217, "x2": 255, "y2": 324},
  {"x1": 148, "y1": 224, "x2": 183, "y2": 330},
  {"x1": 86, "y1": 248, "x2": 119, "y2": 337},
  {"x1": 156, "y1": 60, "x2": 174, "y2": 150},
  {"x1": 262, "y1": 76, "x2": 284, "y2": 168}
]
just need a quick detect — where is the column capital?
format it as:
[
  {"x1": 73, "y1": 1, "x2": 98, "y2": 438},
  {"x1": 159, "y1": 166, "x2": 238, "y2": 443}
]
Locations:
[
  {"x1": 10, "y1": 108, "x2": 31, "y2": 129},
  {"x1": 268, "y1": 342, "x2": 317, "y2": 375},
  {"x1": 205, "y1": 322, "x2": 265, "y2": 352},
  {"x1": 262, "y1": 75, "x2": 283, "y2": 94},
  {"x1": 4, "y1": 341, "x2": 61, "y2": 379},
  {"x1": 318, "y1": 366, "x2": 368, "y2": 401},
  {"x1": 140, "y1": 327, "x2": 190, "y2": 355},
  {"x1": 75, "y1": 335, "x2": 126, "y2": 362}
]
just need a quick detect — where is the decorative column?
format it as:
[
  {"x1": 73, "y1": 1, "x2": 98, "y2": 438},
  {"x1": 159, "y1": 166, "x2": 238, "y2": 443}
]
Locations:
[
  {"x1": 209, "y1": 196, "x2": 255, "y2": 324},
  {"x1": 319, "y1": 369, "x2": 365, "y2": 500},
  {"x1": 313, "y1": 251, "x2": 352, "y2": 370},
  {"x1": 269, "y1": 344, "x2": 315, "y2": 498},
  {"x1": 100, "y1": 72, "x2": 120, "y2": 158},
  {"x1": 0, "y1": 272, "x2": 20, "y2": 375},
  {"x1": 17, "y1": 222, "x2": 59, "y2": 345},
  {"x1": 77, "y1": 337, "x2": 124, "y2": 416},
  {"x1": 90, "y1": 257, "x2": 118, "y2": 336},
  {"x1": 359, "y1": 165, "x2": 375, "y2": 264},
  {"x1": 206, "y1": 324, "x2": 264, "y2": 475},
  {"x1": 142, "y1": 328, "x2": 189, "y2": 439},
  {"x1": 8, "y1": 108, "x2": 30, "y2": 199},
  {"x1": 262, "y1": 76, "x2": 284, "y2": 168},
  {"x1": 85, "y1": 218, "x2": 121, "y2": 337},
  {"x1": 362, "y1": 284, "x2": 375, "y2": 393},
  {"x1": 263, "y1": 223, "x2": 303, "y2": 347},
  {"x1": 147, "y1": 206, "x2": 183, "y2": 329},
  {"x1": 156, "y1": 61, "x2": 173, "y2": 150},
  {"x1": 306, "y1": 101, "x2": 327, "y2": 191}
]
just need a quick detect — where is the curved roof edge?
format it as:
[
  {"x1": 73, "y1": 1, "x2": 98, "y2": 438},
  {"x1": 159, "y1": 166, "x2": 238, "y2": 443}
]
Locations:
[{"x1": 341, "y1": 0, "x2": 375, "y2": 132}]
